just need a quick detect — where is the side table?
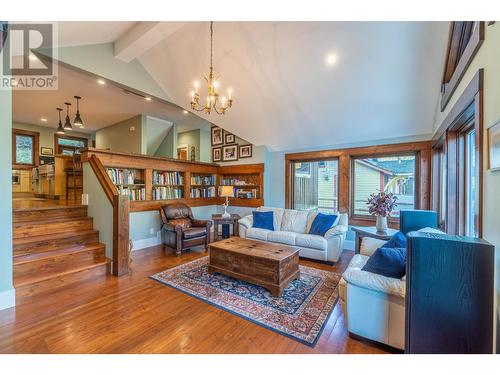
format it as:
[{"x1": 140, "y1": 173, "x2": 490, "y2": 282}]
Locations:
[
  {"x1": 351, "y1": 226, "x2": 398, "y2": 254},
  {"x1": 212, "y1": 214, "x2": 241, "y2": 241}
]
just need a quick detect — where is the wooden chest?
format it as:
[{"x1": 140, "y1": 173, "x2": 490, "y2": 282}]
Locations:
[{"x1": 208, "y1": 237, "x2": 300, "y2": 297}]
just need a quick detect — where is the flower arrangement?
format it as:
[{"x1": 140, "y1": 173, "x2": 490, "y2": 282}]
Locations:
[{"x1": 367, "y1": 192, "x2": 398, "y2": 217}]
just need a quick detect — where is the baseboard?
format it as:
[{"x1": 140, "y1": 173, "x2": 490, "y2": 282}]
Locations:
[
  {"x1": 0, "y1": 288, "x2": 16, "y2": 311},
  {"x1": 344, "y1": 239, "x2": 355, "y2": 251},
  {"x1": 132, "y1": 231, "x2": 162, "y2": 251}
]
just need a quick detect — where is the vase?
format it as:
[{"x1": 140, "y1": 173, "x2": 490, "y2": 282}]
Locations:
[{"x1": 376, "y1": 215, "x2": 388, "y2": 233}]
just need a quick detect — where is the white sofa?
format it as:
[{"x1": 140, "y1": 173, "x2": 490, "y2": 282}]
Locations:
[
  {"x1": 238, "y1": 206, "x2": 348, "y2": 263},
  {"x1": 338, "y1": 237, "x2": 406, "y2": 349}
]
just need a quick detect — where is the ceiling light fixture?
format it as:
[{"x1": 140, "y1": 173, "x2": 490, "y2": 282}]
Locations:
[
  {"x1": 326, "y1": 54, "x2": 338, "y2": 66},
  {"x1": 145, "y1": 96, "x2": 152, "y2": 101},
  {"x1": 64, "y1": 102, "x2": 72, "y2": 130},
  {"x1": 190, "y1": 21, "x2": 233, "y2": 115},
  {"x1": 183, "y1": 110, "x2": 189, "y2": 114},
  {"x1": 56, "y1": 108, "x2": 65, "y2": 135},
  {"x1": 40, "y1": 118, "x2": 47, "y2": 122},
  {"x1": 73, "y1": 96, "x2": 84, "y2": 128},
  {"x1": 97, "y1": 79, "x2": 106, "y2": 85}
]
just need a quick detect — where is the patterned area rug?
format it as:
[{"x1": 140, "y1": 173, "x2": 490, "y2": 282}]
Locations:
[{"x1": 150, "y1": 256, "x2": 341, "y2": 346}]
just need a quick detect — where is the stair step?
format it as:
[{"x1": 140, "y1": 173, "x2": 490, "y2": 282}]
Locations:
[
  {"x1": 13, "y1": 217, "x2": 94, "y2": 239},
  {"x1": 13, "y1": 229, "x2": 100, "y2": 257},
  {"x1": 13, "y1": 205, "x2": 88, "y2": 223},
  {"x1": 14, "y1": 243, "x2": 105, "y2": 265},
  {"x1": 14, "y1": 257, "x2": 111, "y2": 288}
]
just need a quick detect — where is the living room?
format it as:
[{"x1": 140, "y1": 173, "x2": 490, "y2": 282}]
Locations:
[{"x1": 0, "y1": 0, "x2": 499, "y2": 372}]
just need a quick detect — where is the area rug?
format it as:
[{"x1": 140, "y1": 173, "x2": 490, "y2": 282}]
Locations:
[{"x1": 150, "y1": 256, "x2": 341, "y2": 346}]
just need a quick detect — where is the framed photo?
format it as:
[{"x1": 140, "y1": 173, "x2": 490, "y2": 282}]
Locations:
[
  {"x1": 239, "y1": 144, "x2": 252, "y2": 158},
  {"x1": 224, "y1": 131, "x2": 235, "y2": 144},
  {"x1": 212, "y1": 147, "x2": 222, "y2": 162},
  {"x1": 40, "y1": 147, "x2": 53, "y2": 156},
  {"x1": 222, "y1": 145, "x2": 238, "y2": 161},
  {"x1": 488, "y1": 120, "x2": 500, "y2": 171},
  {"x1": 211, "y1": 126, "x2": 223, "y2": 146}
]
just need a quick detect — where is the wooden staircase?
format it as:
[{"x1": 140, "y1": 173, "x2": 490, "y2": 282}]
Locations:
[{"x1": 13, "y1": 204, "x2": 111, "y2": 294}]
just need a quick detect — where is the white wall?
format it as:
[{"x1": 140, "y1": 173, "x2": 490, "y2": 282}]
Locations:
[
  {"x1": 432, "y1": 23, "x2": 500, "y2": 352},
  {"x1": 0, "y1": 89, "x2": 14, "y2": 310}
]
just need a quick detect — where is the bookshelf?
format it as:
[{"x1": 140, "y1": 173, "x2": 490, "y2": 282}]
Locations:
[
  {"x1": 190, "y1": 173, "x2": 217, "y2": 198},
  {"x1": 152, "y1": 170, "x2": 185, "y2": 200},
  {"x1": 106, "y1": 167, "x2": 146, "y2": 201},
  {"x1": 83, "y1": 148, "x2": 263, "y2": 212}
]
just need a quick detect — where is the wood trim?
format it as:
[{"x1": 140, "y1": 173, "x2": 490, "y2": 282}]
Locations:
[
  {"x1": 285, "y1": 141, "x2": 432, "y2": 226},
  {"x1": 12, "y1": 128, "x2": 40, "y2": 169},
  {"x1": 87, "y1": 155, "x2": 118, "y2": 204},
  {"x1": 434, "y1": 69, "x2": 483, "y2": 140},
  {"x1": 441, "y1": 22, "x2": 484, "y2": 111}
]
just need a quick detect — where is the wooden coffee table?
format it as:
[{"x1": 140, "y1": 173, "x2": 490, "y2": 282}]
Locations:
[{"x1": 208, "y1": 237, "x2": 300, "y2": 297}]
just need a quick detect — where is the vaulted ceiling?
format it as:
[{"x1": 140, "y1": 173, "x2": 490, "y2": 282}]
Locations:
[{"x1": 28, "y1": 22, "x2": 451, "y2": 151}]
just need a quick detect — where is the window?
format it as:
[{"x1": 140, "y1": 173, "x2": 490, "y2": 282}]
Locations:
[
  {"x1": 55, "y1": 134, "x2": 88, "y2": 155},
  {"x1": 441, "y1": 22, "x2": 484, "y2": 110},
  {"x1": 12, "y1": 129, "x2": 39, "y2": 168},
  {"x1": 352, "y1": 155, "x2": 416, "y2": 218},
  {"x1": 465, "y1": 129, "x2": 479, "y2": 237},
  {"x1": 292, "y1": 159, "x2": 338, "y2": 213}
]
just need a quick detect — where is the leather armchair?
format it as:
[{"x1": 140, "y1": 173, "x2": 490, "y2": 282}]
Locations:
[{"x1": 159, "y1": 203, "x2": 212, "y2": 256}]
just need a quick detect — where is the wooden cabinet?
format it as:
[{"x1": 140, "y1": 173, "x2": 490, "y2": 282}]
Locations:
[
  {"x1": 405, "y1": 232, "x2": 494, "y2": 353},
  {"x1": 12, "y1": 170, "x2": 32, "y2": 193}
]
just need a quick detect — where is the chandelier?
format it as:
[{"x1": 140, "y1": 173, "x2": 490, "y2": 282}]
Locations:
[{"x1": 190, "y1": 21, "x2": 233, "y2": 115}]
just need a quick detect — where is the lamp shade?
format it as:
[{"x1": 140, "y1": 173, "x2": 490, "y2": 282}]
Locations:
[{"x1": 219, "y1": 186, "x2": 234, "y2": 198}]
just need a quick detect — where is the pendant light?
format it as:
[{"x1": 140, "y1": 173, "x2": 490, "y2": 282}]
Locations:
[
  {"x1": 64, "y1": 102, "x2": 72, "y2": 130},
  {"x1": 73, "y1": 96, "x2": 84, "y2": 128},
  {"x1": 55, "y1": 108, "x2": 65, "y2": 134}
]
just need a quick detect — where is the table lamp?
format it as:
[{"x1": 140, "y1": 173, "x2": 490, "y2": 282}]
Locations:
[{"x1": 220, "y1": 186, "x2": 234, "y2": 218}]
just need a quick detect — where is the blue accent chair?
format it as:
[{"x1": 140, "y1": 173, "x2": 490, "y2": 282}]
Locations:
[{"x1": 399, "y1": 210, "x2": 438, "y2": 235}]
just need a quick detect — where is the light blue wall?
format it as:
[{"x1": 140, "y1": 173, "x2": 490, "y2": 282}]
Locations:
[{"x1": 0, "y1": 88, "x2": 14, "y2": 310}]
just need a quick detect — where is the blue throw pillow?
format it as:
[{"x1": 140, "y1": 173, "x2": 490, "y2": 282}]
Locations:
[
  {"x1": 362, "y1": 247, "x2": 406, "y2": 279},
  {"x1": 252, "y1": 211, "x2": 274, "y2": 230},
  {"x1": 309, "y1": 213, "x2": 338, "y2": 236},
  {"x1": 383, "y1": 231, "x2": 406, "y2": 249}
]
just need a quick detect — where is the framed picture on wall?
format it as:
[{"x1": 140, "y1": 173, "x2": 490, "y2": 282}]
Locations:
[
  {"x1": 211, "y1": 126, "x2": 223, "y2": 146},
  {"x1": 40, "y1": 147, "x2": 53, "y2": 156},
  {"x1": 212, "y1": 147, "x2": 222, "y2": 162},
  {"x1": 488, "y1": 120, "x2": 500, "y2": 171},
  {"x1": 239, "y1": 144, "x2": 252, "y2": 158},
  {"x1": 224, "y1": 131, "x2": 235, "y2": 144},
  {"x1": 222, "y1": 145, "x2": 238, "y2": 161}
]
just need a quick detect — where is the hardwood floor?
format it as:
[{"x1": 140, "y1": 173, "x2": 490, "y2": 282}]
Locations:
[{"x1": 0, "y1": 244, "x2": 391, "y2": 354}]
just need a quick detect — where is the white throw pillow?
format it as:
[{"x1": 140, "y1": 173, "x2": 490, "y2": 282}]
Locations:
[
  {"x1": 280, "y1": 209, "x2": 310, "y2": 234},
  {"x1": 360, "y1": 237, "x2": 387, "y2": 257}
]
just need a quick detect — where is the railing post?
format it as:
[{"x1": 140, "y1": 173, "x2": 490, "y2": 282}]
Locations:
[{"x1": 113, "y1": 194, "x2": 130, "y2": 276}]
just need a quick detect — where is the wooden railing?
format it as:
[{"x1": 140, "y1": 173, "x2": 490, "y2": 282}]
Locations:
[{"x1": 88, "y1": 155, "x2": 130, "y2": 276}]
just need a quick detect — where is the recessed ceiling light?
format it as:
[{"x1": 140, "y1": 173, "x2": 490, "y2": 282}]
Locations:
[
  {"x1": 183, "y1": 110, "x2": 188, "y2": 114},
  {"x1": 40, "y1": 118, "x2": 47, "y2": 122},
  {"x1": 145, "y1": 97, "x2": 152, "y2": 101},
  {"x1": 97, "y1": 79, "x2": 106, "y2": 85},
  {"x1": 326, "y1": 54, "x2": 338, "y2": 66}
]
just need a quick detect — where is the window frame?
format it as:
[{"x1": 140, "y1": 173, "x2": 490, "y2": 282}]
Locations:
[
  {"x1": 433, "y1": 69, "x2": 483, "y2": 237},
  {"x1": 285, "y1": 141, "x2": 432, "y2": 229},
  {"x1": 350, "y1": 151, "x2": 419, "y2": 223},
  {"x1": 54, "y1": 134, "x2": 88, "y2": 155},
  {"x1": 12, "y1": 128, "x2": 40, "y2": 169},
  {"x1": 441, "y1": 21, "x2": 484, "y2": 111},
  {"x1": 290, "y1": 157, "x2": 340, "y2": 213}
]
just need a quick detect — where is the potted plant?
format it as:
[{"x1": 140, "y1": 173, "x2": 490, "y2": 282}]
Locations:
[{"x1": 367, "y1": 192, "x2": 398, "y2": 233}]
